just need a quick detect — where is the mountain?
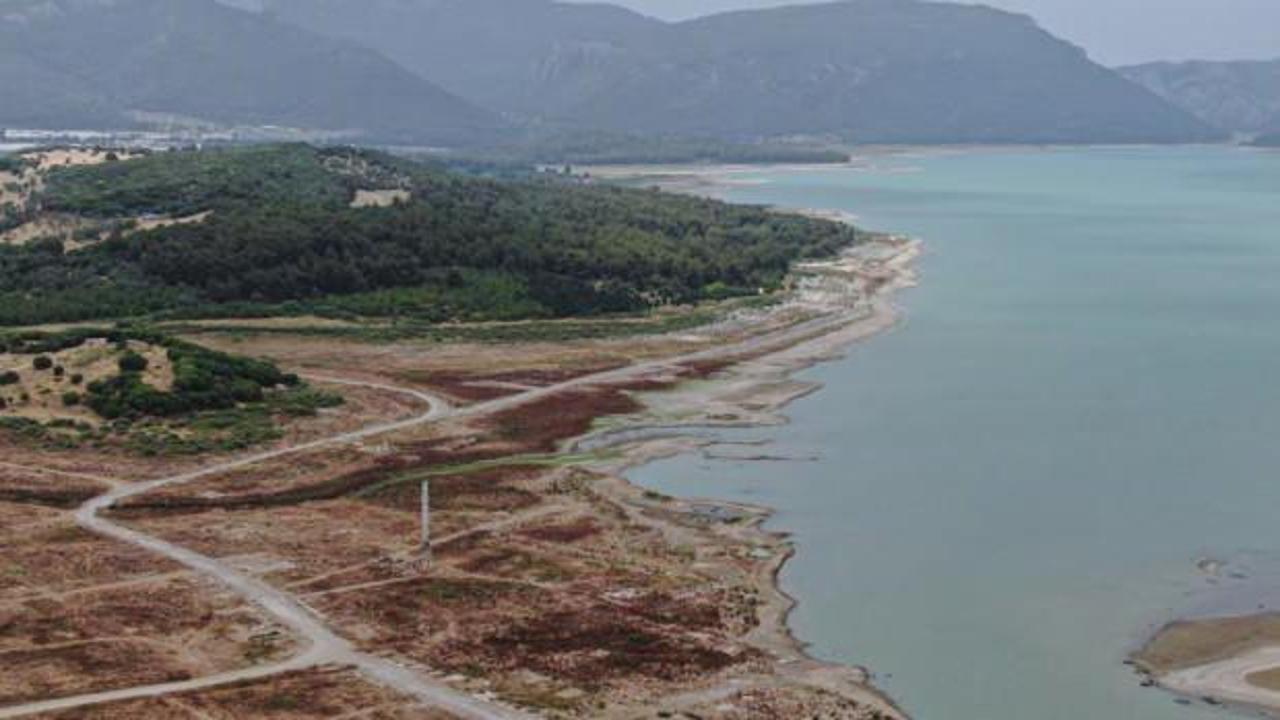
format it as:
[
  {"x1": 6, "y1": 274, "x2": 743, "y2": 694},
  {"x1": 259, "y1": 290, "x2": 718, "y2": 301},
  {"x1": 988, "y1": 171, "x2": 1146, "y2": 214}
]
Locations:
[
  {"x1": 261, "y1": 0, "x2": 664, "y2": 116},
  {"x1": 266, "y1": 0, "x2": 1220, "y2": 144},
  {"x1": 0, "y1": 0, "x2": 501, "y2": 143},
  {"x1": 1255, "y1": 133, "x2": 1280, "y2": 147},
  {"x1": 1120, "y1": 59, "x2": 1280, "y2": 136}
]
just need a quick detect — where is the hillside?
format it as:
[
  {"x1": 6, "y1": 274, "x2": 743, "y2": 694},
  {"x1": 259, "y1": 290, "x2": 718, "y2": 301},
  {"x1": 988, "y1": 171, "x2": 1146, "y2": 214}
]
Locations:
[
  {"x1": 0, "y1": 144, "x2": 859, "y2": 326},
  {"x1": 0, "y1": 0, "x2": 500, "y2": 144},
  {"x1": 1120, "y1": 59, "x2": 1280, "y2": 135},
  {"x1": 267, "y1": 0, "x2": 1219, "y2": 144}
]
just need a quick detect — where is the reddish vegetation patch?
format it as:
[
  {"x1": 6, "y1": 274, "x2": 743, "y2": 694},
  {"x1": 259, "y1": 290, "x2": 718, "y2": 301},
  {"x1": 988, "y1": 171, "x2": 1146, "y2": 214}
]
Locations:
[
  {"x1": 614, "y1": 591, "x2": 730, "y2": 633},
  {"x1": 451, "y1": 606, "x2": 746, "y2": 687},
  {"x1": 0, "y1": 641, "x2": 194, "y2": 705},
  {"x1": 43, "y1": 667, "x2": 449, "y2": 719},
  {"x1": 402, "y1": 371, "x2": 523, "y2": 403},
  {"x1": 433, "y1": 529, "x2": 493, "y2": 557},
  {"x1": 678, "y1": 358, "x2": 737, "y2": 379},
  {"x1": 484, "y1": 387, "x2": 643, "y2": 454},
  {"x1": 0, "y1": 575, "x2": 293, "y2": 705},
  {"x1": 690, "y1": 687, "x2": 894, "y2": 720},
  {"x1": 290, "y1": 561, "x2": 408, "y2": 595},
  {"x1": 0, "y1": 580, "x2": 214, "y2": 646},
  {"x1": 0, "y1": 501, "x2": 61, "y2": 532},
  {"x1": 114, "y1": 456, "x2": 403, "y2": 514},
  {"x1": 361, "y1": 465, "x2": 545, "y2": 515},
  {"x1": 518, "y1": 518, "x2": 602, "y2": 544},
  {"x1": 0, "y1": 524, "x2": 179, "y2": 600},
  {"x1": 605, "y1": 376, "x2": 682, "y2": 393},
  {"x1": 316, "y1": 577, "x2": 532, "y2": 645},
  {"x1": 119, "y1": 500, "x2": 418, "y2": 586},
  {"x1": 458, "y1": 546, "x2": 576, "y2": 583},
  {"x1": 487, "y1": 365, "x2": 628, "y2": 386},
  {"x1": 117, "y1": 381, "x2": 651, "y2": 517},
  {"x1": 399, "y1": 362, "x2": 628, "y2": 405},
  {"x1": 0, "y1": 469, "x2": 105, "y2": 508}
]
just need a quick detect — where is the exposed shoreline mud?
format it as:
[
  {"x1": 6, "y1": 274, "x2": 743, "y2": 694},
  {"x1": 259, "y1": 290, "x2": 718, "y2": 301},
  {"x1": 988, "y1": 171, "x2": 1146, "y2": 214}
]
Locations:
[{"x1": 576, "y1": 225, "x2": 921, "y2": 717}]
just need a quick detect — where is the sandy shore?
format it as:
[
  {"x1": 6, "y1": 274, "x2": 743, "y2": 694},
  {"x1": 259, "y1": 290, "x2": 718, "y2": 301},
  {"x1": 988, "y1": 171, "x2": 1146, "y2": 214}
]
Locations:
[
  {"x1": 1161, "y1": 646, "x2": 1280, "y2": 716},
  {"x1": 588, "y1": 161, "x2": 851, "y2": 202},
  {"x1": 573, "y1": 231, "x2": 921, "y2": 718},
  {"x1": 589, "y1": 163, "x2": 878, "y2": 233},
  {"x1": 1134, "y1": 610, "x2": 1280, "y2": 716}
]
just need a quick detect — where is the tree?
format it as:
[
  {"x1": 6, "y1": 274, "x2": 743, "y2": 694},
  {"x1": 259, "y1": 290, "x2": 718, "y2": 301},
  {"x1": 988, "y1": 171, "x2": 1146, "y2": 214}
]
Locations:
[
  {"x1": 32, "y1": 356, "x2": 53, "y2": 371},
  {"x1": 119, "y1": 352, "x2": 149, "y2": 373}
]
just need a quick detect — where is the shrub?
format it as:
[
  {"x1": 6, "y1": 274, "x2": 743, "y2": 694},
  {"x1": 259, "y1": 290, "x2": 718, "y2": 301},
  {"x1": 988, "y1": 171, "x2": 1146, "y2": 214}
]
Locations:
[
  {"x1": 118, "y1": 352, "x2": 149, "y2": 373},
  {"x1": 33, "y1": 356, "x2": 53, "y2": 371},
  {"x1": 53, "y1": 365, "x2": 65, "y2": 378},
  {"x1": 0, "y1": 371, "x2": 18, "y2": 386},
  {"x1": 62, "y1": 391, "x2": 81, "y2": 407},
  {"x1": 70, "y1": 373, "x2": 84, "y2": 385}
]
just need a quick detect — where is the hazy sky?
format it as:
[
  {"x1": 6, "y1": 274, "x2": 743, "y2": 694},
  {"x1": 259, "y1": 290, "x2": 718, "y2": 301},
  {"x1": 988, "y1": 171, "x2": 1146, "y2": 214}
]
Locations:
[{"x1": 590, "y1": 0, "x2": 1280, "y2": 66}]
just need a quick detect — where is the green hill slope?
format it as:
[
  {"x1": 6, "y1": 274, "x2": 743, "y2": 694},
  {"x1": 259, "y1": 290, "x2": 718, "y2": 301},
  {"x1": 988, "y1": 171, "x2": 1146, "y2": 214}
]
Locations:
[{"x1": 0, "y1": 144, "x2": 859, "y2": 326}]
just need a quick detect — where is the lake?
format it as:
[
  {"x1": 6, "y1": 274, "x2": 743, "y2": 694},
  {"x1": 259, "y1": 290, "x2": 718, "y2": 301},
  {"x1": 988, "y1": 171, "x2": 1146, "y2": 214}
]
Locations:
[{"x1": 629, "y1": 147, "x2": 1280, "y2": 719}]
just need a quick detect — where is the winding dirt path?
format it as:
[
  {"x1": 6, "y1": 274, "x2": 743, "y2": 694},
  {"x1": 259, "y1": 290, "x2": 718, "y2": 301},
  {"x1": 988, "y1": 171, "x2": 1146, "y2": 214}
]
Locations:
[{"x1": 0, "y1": 252, "x2": 915, "y2": 719}]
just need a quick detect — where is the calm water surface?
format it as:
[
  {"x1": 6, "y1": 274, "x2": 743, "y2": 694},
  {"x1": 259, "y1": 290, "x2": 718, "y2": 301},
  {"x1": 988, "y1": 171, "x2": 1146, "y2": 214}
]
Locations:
[{"x1": 629, "y1": 147, "x2": 1280, "y2": 719}]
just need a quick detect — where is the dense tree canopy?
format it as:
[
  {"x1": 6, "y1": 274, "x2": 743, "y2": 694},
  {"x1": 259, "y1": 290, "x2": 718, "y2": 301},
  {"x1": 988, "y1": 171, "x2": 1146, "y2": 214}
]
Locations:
[{"x1": 0, "y1": 144, "x2": 860, "y2": 326}]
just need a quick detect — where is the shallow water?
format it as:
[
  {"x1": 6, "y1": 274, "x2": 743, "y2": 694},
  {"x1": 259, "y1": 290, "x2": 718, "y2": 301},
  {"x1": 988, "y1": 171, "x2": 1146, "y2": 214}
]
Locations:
[{"x1": 629, "y1": 147, "x2": 1280, "y2": 719}]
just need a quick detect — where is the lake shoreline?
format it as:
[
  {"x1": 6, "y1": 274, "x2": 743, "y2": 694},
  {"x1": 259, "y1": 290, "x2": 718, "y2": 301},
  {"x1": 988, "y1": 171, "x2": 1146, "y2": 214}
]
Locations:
[
  {"x1": 602, "y1": 148, "x2": 1280, "y2": 719},
  {"x1": 1134, "y1": 612, "x2": 1280, "y2": 716},
  {"x1": 575, "y1": 166, "x2": 922, "y2": 715}
]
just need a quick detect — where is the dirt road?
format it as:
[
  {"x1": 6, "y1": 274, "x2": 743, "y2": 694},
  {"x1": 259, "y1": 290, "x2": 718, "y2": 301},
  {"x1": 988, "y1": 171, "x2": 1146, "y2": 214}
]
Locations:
[{"x1": 0, "y1": 241, "x2": 917, "y2": 718}]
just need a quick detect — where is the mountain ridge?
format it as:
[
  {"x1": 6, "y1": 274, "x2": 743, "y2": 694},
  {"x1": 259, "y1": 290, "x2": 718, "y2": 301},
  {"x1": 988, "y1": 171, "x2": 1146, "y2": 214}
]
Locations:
[
  {"x1": 267, "y1": 0, "x2": 1220, "y2": 144},
  {"x1": 0, "y1": 0, "x2": 502, "y2": 143},
  {"x1": 1120, "y1": 58, "x2": 1280, "y2": 136}
]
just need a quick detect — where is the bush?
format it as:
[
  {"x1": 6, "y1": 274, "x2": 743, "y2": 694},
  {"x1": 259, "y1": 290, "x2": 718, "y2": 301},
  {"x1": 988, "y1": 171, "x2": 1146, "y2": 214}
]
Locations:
[
  {"x1": 0, "y1": 370, "x2": 18, "y2": 386},
  {"x1": 118, "y1": 352, "x2": 149, "y2": 373},
  {"x1": 70, "y1": 373, "x2": 84, "y2": 385},
  {"x1": 53, "y1": 365, "x2": 65, "y2": 378},
  {"x1": 33, "y1": 356, "x2": 53, "y2": 371},
  {"x1": 62, "y1": 391, "x2": 81, "y2": 407}
]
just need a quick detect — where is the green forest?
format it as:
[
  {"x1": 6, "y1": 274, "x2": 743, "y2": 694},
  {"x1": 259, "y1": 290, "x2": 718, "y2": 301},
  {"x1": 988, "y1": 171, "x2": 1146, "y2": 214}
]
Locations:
[{"x1": 0, "y1": 144, "x2": 861, "y2": 326}]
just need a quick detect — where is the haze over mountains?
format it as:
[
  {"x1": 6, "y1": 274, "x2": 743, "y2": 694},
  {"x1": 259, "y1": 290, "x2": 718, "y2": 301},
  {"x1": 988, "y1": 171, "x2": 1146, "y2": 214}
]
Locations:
[
  {"x1": 267, "y1": 0, "x2": 1218, "y2": 145},
  {"x1": 0, "y1": 0, "x2": 499, "y2": 142},
  {"x1": 1120, "y1": 60, "x2": 1280, "y2": 137},
  {"x1": 2, "y1": 0, "x2": 1225, "y2": 146}
]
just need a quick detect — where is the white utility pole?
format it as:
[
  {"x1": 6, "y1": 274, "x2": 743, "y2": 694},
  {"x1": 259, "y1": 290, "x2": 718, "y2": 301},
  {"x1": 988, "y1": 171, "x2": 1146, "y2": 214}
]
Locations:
[{"x1": 420, "y1": 479, "x2": 432, "y2": 565}]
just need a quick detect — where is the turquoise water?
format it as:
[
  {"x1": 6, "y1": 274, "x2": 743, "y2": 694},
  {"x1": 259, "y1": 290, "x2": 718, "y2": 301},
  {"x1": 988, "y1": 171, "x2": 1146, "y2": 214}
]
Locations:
[{"x1": 629, "y1": 147, "x2": 1280, "y2": 719}]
